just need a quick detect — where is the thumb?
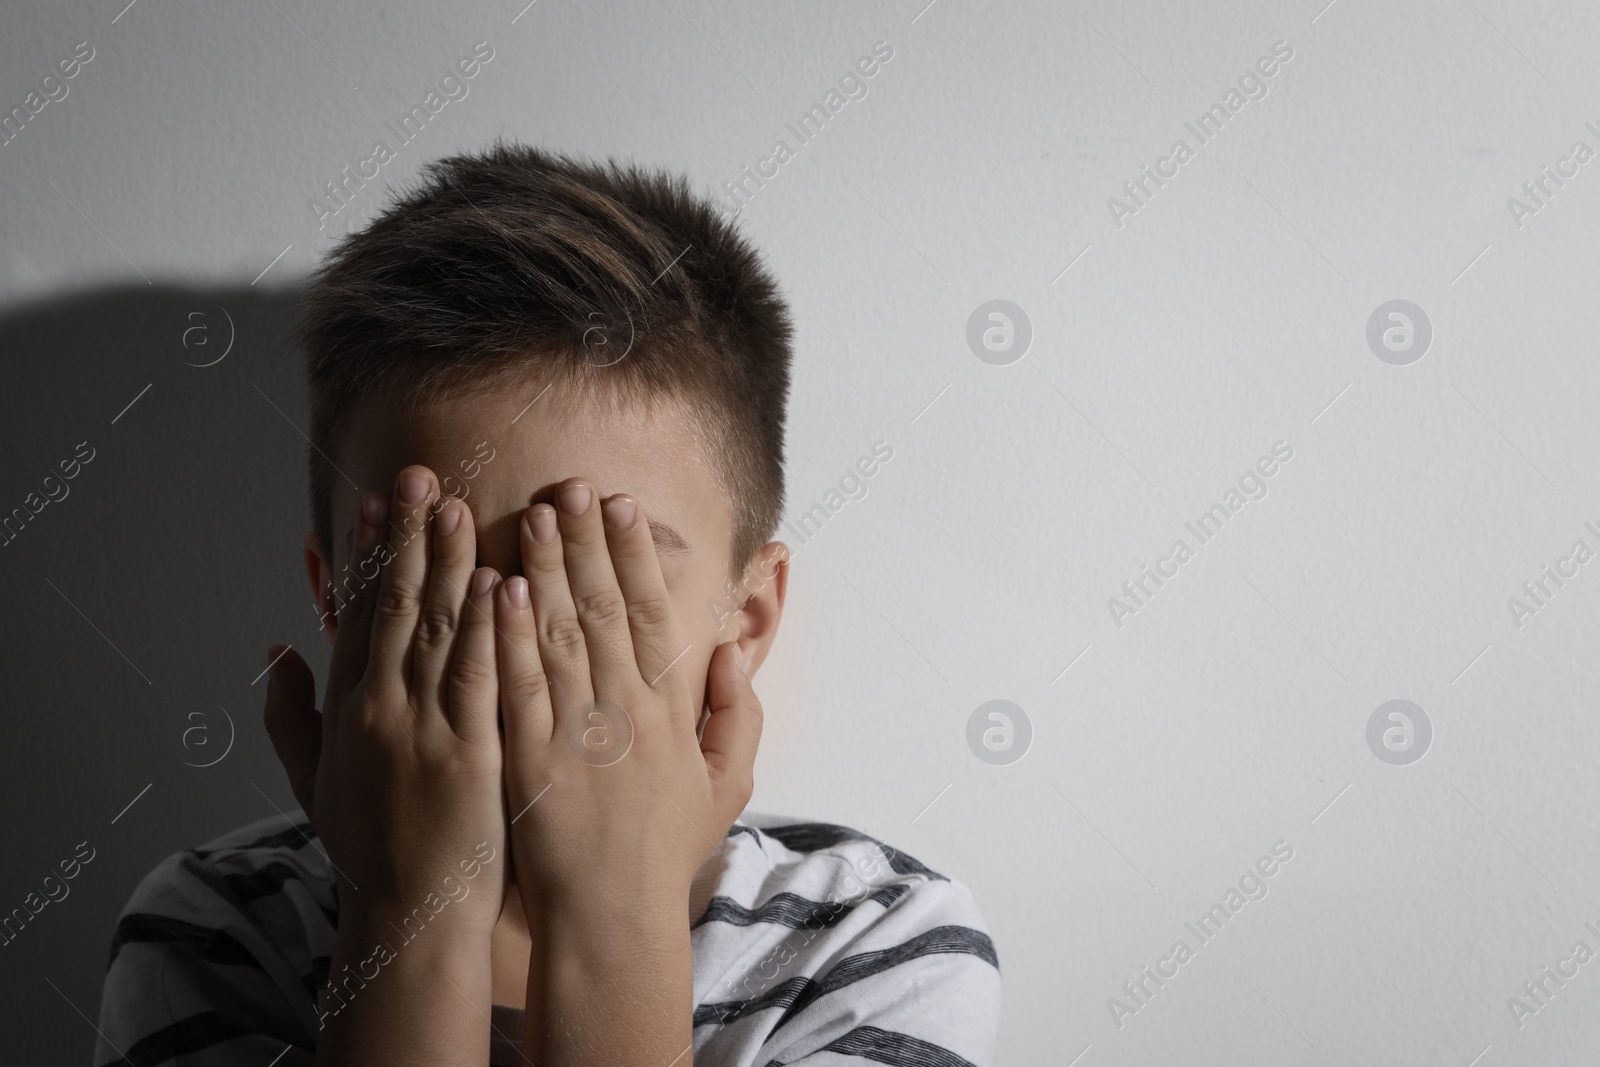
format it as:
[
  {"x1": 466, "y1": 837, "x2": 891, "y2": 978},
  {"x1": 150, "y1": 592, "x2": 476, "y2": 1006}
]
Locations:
[
  {"x1": 700, "y1": 641, "x2": 763, "y2": 826},
  {"x1": 262, "y1": 644, "x2": 322, "y2": 825}
]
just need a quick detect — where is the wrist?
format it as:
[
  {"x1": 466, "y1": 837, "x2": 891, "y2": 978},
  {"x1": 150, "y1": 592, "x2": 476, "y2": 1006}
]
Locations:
[
  {"x1": 315, "y1": 904, "x2": 496, "y2": 1065},
  {"x1": 520, "y1": 871, "x2": 688, "y2": 928},
  {"x1": 520, "y1": 891, "x2": 692, "y2": 1055},
  {"x1": 336, "y1": 902, "x2": 496, "y2": 965},
  {"x1": 509, "y1": 856, "x2": 697, "y2": 1062},
  {"x1": 523, "y1": 883, "x2": 689, "y2": 965}
]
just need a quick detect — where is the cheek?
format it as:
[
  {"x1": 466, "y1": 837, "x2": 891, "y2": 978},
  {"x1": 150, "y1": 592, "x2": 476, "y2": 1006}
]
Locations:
[
  {"x1": 664, "y1": 572, "x2": 722, "y2": 703},
  {"x1": 667, "y1": 580, "x2": 715, "y2": 647}
]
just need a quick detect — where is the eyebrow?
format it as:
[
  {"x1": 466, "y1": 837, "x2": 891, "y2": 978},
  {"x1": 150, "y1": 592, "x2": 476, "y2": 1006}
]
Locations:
[
  {"x1": 343, "y1": 517, "x2": 692, "y2": 559},
  {"x1": 648, "y1": 520, "x2": 692, "y2": 558}
]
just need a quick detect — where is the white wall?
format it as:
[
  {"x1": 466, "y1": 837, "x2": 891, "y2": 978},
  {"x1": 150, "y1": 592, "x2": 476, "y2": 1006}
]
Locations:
[{"x1": 4, "y1": 0, "x2": 1599, "y2": 1063}]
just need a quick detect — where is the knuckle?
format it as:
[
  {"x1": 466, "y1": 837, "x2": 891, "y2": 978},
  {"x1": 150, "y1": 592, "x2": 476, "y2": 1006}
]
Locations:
[
  {"x1": 416, "y1": 605, "x2": 456, "y2": 646},
  {"x1": 354, "y1": 682, "x2": 405, "y2": 732},
  {"x1": 505, "y1": 668, "x2": 552, "y2": 710},
  {"x1": 374, "y1": 583, "x2": 419, "y2": 622},
  {"x1": 338, "y1": 549, "x2": 394, "y2": 624},
  {"x1": 449, "y1": 649, "x2": 495, "y2": 691},
  {"x1": 543, "y1": 613, "x2": 587, "y2": 656},
  {"x1": 337, "y1": 586, "x2": 373, "y2": 627},
  {"x1": 625, "y1": 593, "x2": 673, "y2": 633},
  {"x1": 338, "y1": 573, "x2": 379, "y2": 622},
  {"x1": 574, "y1": 589, "x2": 627, "y2": 629}
]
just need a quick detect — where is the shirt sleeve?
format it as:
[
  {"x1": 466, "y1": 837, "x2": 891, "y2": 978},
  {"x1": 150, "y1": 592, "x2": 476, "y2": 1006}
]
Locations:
[
  {"x1": 93, "y1": 847, "x2": 327, "y2": 1067},
  {"x1": 743, "y1": 873, "x2": 1003, "y2": 1067}
]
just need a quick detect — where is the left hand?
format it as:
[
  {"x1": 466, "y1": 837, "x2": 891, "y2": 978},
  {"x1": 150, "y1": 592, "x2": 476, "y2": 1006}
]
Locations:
[{"x1": 493, "y1": 477, "x2": 763, "y2": 914}]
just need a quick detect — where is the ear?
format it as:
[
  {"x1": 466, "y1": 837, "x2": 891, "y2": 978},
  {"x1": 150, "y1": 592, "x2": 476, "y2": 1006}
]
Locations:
[
  {"x1": 303, "y1": 529, "x2": 339, "y2": 646},
  {"x1": 725, "y1": 541, "x2": 789, "y2": 677}
]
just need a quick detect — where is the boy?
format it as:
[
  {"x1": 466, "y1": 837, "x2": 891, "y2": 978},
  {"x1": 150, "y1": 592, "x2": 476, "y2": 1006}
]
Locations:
[{"x1": 94, "y1": 142, "x2": 1000, "y2": 1066}]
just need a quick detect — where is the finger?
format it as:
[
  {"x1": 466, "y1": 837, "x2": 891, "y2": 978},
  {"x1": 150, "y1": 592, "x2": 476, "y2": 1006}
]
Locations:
[
  {"x1": 412, "y1": 496, "x2": 478, "y2": 702},
  {"x1": 495, "y1": 573, "x2": 556, "y2": 752},
  {"x1": 551, "y1": 478, "x2": 638, "y2": 695},
  {"x1": 599, "y1": 494, "x2": 690, "y2": 707},
  {"x1": 262, "y1": 644, "x2": 321, "y2": 824},
  {"x1": 700, "y1": 641, "x2": 762, "y2": 827},
  {"x1": 368, "y1": 465, "x2": 439, "y2": 680},
  {"x1": 519, "y1": 503, "x2": 596, "y2": 718},
  {"x1": 447, "y1": 566, "x2": 503, "y2": 746},
  {"x1": 326, "y1": 490, "x2": 392, "y2": 697}
]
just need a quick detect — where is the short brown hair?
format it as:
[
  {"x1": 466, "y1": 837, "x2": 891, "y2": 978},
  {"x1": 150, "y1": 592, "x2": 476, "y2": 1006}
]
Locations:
[{"x1": 296, "y1": 141, "x2": 793, "y2": 581}]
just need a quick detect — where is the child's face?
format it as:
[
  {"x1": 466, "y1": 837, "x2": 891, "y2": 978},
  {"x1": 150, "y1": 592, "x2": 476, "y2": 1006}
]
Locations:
[{"x1": 303, "y1": 376, "x2": 787, "y2": 705}]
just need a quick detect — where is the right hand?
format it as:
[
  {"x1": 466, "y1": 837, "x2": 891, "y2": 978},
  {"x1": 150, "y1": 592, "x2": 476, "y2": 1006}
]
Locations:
[{"x1": 262, "y1": 464, "x2": 507, "y2": 939}]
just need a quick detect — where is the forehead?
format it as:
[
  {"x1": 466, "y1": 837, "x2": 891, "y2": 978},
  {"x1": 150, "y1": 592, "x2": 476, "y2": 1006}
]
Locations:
[{"x1": 330, "y1": 379, "x2": 731, "y2": 575}]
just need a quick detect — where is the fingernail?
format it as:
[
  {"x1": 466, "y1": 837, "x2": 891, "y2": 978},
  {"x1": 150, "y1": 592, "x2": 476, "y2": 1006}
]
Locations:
[
  {"x1": 506, "y1": 576, "x2": 530, "y2": 609},
  {"x1": 470, "y1": 567, "x2": 496, "y2": 596},
  {"x1": 436, "y1": 500, "x2": 461, "y2": 536},
  {"x1": 399, "y1": 469, "x2": 429, "y2": 505},
  {"x1": 530, "y1": 507, "x2": 557, "y2": 544},
  {"x1": 559, "y1": 483, "x2": 592, "y2": 515},
  {"x1": 731, "y1": 642, "x2": 747, "y2": 675},
  {"x1": 360, "y1": 493, "x2": 387, "y2": 527},
  {"x1": 602, "y1": 495, "x2": 636, "y2": 530}
]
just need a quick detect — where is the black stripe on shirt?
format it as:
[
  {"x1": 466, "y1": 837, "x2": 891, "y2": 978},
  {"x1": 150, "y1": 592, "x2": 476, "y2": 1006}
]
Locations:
[
  {"x1": 692, "y1": 884, "x2": 910, "y2": 931},
  {"x1": 302, "y1": 955, "x2": 333, "y2": 1005},
  {"x1": 758, "y1": 1024, "x2": 978, "y2": 1067},
  {"x1": 107, "y1": 914, "x2": 259, "y2": 970},
  {"x1": 767, "y1": 924, "x2": 997, "y2": 1037},
  {"x1": 187, "y1": 821, "x2": 316, "y2": 860},
  {"x1": 755, "y1": 823, "x2": 949, "y2": 883},
  {"x1": 692, "y1": 924, "x2": 997, "y2": 1031},
  {"x1": 94, "y1": 1010, "x2": 257, "y2": 1067},
  {"x1": 211, "y1": 858, "x2": 338, "y2": 928}
]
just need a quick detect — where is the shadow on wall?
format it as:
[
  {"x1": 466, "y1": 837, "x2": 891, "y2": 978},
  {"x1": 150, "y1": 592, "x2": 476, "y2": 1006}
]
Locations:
[{"x1": 0, "y1": 283, "x2": 336, "y2": 1066}]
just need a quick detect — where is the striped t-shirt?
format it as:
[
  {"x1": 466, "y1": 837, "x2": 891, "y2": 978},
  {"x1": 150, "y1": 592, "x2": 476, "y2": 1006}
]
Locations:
[{"x1": 93, "y1": 810, "x2": 1001, "y2": 1066}]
